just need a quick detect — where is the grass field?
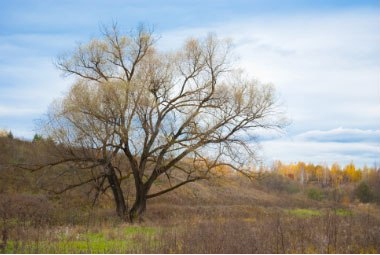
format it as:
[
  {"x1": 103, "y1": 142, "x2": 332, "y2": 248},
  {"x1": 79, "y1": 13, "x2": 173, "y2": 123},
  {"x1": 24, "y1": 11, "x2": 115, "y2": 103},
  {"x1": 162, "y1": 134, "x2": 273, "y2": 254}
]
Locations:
[
  {"x1": 1, "y1": 138, "x2": 379, "y2": 253},
  {"x1": 1, "y1": 180, "x2": 379, "y2": 253}
]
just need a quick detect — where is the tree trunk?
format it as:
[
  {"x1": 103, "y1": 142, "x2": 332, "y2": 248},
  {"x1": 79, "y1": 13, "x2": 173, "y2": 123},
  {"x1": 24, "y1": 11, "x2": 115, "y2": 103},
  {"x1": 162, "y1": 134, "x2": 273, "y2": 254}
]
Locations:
[
  {"x1": 106, "y1": 164, "x2": 127, "y2": 219},
  {"x1": 128, "y1": 186, "x2": 147, "y2": 222}
]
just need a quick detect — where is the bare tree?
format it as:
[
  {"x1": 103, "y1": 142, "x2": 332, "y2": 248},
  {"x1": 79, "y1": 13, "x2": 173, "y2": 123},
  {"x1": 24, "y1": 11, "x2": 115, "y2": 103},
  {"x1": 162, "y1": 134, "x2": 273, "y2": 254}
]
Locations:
[{"x1": 38, "y1": 24, "x2": 285, "y2": 221}]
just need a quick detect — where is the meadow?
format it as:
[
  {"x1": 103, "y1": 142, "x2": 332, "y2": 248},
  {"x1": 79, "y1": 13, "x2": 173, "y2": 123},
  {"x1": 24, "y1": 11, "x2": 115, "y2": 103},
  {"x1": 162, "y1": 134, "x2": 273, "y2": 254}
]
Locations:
[{"x1": 0, "y1": 137, "x2": 379, "y2": 253}]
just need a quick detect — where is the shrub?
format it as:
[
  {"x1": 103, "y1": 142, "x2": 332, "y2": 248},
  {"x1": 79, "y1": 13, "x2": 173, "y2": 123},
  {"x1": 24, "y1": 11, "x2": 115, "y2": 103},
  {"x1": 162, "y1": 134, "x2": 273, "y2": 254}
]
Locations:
[
  {"x1": 260, "y1": 174, "x2": 300, "y2": 194},
  {"x1": 32, "y1": 134, "x2": 43, "y2": 142},
  {"x1": 7, "y1": 131, "x2": 13, "y2": 139},
  {"x1": 355, "y1": 182, "x2": 372, "y2": 203},
  {"x1": 307, "y1": 188, "x2": 324, "y2": 201}
]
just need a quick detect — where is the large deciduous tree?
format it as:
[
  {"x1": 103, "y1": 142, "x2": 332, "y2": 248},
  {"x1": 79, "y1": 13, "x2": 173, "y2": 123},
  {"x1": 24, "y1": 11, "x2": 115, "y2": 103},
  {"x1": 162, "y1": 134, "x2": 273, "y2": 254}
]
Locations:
[{"x1": 40, "y1": 25, "x2": 285, "y2": 221}]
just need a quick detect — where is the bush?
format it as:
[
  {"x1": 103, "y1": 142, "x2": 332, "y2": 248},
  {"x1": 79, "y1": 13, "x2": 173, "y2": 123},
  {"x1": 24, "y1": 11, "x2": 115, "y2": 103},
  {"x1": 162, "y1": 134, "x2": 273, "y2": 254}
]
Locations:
[
  {"x1": 260, "y1": 174, "x2": 300, "y2": 194},
  {"x1": 355, "y1": 182, "x2": 372, "y2": 203},
  {"x1": 32, "y1": 134, "x2": 43, "y2": 142},
  {"x1": 7, "y1": 131, "x2": 13, "y2": 139},
  {"x1": 307, "y1": 188, "x2": 324, "y2": 201}
]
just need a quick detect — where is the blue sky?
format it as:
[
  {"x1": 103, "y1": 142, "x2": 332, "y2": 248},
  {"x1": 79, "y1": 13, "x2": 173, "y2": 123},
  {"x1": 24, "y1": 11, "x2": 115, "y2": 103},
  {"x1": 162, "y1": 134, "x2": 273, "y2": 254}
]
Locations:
[{"x1": 0, "y1": 0, "x2": 379, "y2": 167}]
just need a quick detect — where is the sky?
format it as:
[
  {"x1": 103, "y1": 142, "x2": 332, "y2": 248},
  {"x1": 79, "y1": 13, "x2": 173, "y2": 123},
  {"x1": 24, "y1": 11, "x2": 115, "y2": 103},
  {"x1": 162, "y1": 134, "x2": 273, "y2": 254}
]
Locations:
[{"x1": 0, "y1": 0, "x2": 379, "y2": 167}]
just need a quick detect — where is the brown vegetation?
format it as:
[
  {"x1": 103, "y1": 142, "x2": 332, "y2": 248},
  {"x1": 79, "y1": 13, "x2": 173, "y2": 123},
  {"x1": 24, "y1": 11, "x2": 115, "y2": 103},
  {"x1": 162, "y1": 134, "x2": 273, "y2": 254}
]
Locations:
[{"x1": 1, "y1": 136, "x2": 379, "y2": 253}]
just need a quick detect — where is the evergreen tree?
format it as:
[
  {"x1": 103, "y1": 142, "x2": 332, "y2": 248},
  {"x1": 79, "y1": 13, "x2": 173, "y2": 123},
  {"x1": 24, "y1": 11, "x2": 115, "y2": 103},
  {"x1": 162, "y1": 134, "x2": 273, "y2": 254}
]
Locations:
[
  {"x1": 355, "y1": 182, "x2": 372, "y2": 203},
  {"x1": 33, "y1": 134, "x2": 43, "y2": 142},
  {"x1": 7, "y1": 131, "x2": 13, "y2": 139}
]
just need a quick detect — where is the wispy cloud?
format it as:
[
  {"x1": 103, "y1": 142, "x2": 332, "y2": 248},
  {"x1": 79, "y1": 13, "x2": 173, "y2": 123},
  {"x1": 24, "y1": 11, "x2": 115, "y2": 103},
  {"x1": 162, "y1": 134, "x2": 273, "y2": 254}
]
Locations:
[
  {"x1": 160, "y1": 7, "x2": 380, "y2": 133},
  {"x1": 0, "y1": 106, "x2": 42, "y2": 116},
  {"x1": 296, "y1": 127, "x2": 380, "y2": 143},
  {"x1": 259, "y1": 127, "x2": 380, "y2": 167},
  {"x1": 159, "y1": 9, "x2": 380, "y2": 168}
]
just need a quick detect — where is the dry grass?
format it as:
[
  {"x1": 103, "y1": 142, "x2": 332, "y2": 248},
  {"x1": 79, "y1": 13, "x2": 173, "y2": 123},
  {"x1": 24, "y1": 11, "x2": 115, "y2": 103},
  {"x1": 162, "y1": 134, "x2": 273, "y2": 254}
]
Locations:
[
  {"x1": 1, "y1": 138, "x2": 380, "y2": 253},
  {"x1": 1, "y1": 191, "x2": 379, "y2": 253}
]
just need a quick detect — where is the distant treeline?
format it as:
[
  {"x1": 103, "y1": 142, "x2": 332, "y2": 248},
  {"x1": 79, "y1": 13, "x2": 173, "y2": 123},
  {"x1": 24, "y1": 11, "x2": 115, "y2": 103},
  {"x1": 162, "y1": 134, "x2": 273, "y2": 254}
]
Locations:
[{"x1": 269, "y1": 161, "x2": 379, "y2": 185}]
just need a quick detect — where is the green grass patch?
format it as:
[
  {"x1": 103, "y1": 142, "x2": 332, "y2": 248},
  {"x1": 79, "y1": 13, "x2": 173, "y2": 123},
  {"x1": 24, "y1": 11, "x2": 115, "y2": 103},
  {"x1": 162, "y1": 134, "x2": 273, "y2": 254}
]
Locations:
[
  {"x1": 5, "y1": 226, "x2": 160, "y2": 253},
  {"x1": 51, "y1": 239, "x2": 132, "y2": 253},
  {"x1": 285, "y1": 208, "x2": 353, "y2": 218},
  {"x1": 286, "y1": 208, "x2": 322, "y2": 217},
  {"x1": 124, "y1": 226, "x2": 157, "y2": 236},
  {"x1": 84, "y1": 232, "x2": 105, "y2": 240},
  {"x1": 335, "y1": 208, "x2": 353, "y2": 216},
  {"x1": 5, "y1": 236, "x2": 133, "y2": 253}
]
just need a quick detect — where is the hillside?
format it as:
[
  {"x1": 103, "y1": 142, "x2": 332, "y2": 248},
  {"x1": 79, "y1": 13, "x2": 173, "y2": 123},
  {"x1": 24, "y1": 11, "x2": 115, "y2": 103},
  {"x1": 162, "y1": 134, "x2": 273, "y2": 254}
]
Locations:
[{"x1": 0, "y1": 137, "x2": 379, "y2": 253}]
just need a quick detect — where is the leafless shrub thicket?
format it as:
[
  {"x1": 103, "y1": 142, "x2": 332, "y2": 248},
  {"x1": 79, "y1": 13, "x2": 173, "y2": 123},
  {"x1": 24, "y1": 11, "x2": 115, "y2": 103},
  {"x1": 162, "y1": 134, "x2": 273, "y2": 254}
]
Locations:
[{"x1": 141, "y1": 210, "x2": 380, "y2": 253}]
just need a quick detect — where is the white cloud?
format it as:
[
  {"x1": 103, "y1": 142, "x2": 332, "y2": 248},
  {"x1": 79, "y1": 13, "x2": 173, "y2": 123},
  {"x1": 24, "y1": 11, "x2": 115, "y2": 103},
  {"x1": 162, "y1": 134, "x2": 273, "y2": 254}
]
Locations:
[
  {"x1": 159, "y1": 8, "x2": 380, "y2": 133},
  {"x1": 259, "y1": 128, "x2": 380, "y2": 167},
  {"x1": 157, "y1": 8, "x2": 380, "y2": 167},
  {"x1": 296, "y1": 127, "x2": 380, "y2": 143},
  {"x1": 1, "y1": 6, "x2": 379, "y2": 166},
  {"x1": 0, "y1": 57, "x2": 73, "y2": 108},
  {"x1": 0, "y1": 106, "x2": 43, "y2": 116}
]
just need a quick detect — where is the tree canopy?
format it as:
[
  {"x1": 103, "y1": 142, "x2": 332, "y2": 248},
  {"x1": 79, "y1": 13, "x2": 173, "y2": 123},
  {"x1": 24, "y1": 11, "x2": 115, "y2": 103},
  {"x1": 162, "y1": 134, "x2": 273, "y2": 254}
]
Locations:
[{"x1": 40, "y1": 24, "x2": 285, "y2": 221}]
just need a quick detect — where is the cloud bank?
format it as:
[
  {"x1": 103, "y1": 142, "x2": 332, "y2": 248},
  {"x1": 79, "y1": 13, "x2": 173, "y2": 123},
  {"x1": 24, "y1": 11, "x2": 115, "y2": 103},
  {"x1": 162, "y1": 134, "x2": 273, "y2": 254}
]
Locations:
[
  {"x1": 260, "y1": 127, "x2": 380, "y2": 167},
  {"x1": 0, "y1": 1, "x2": 378, "y2": 166}
]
